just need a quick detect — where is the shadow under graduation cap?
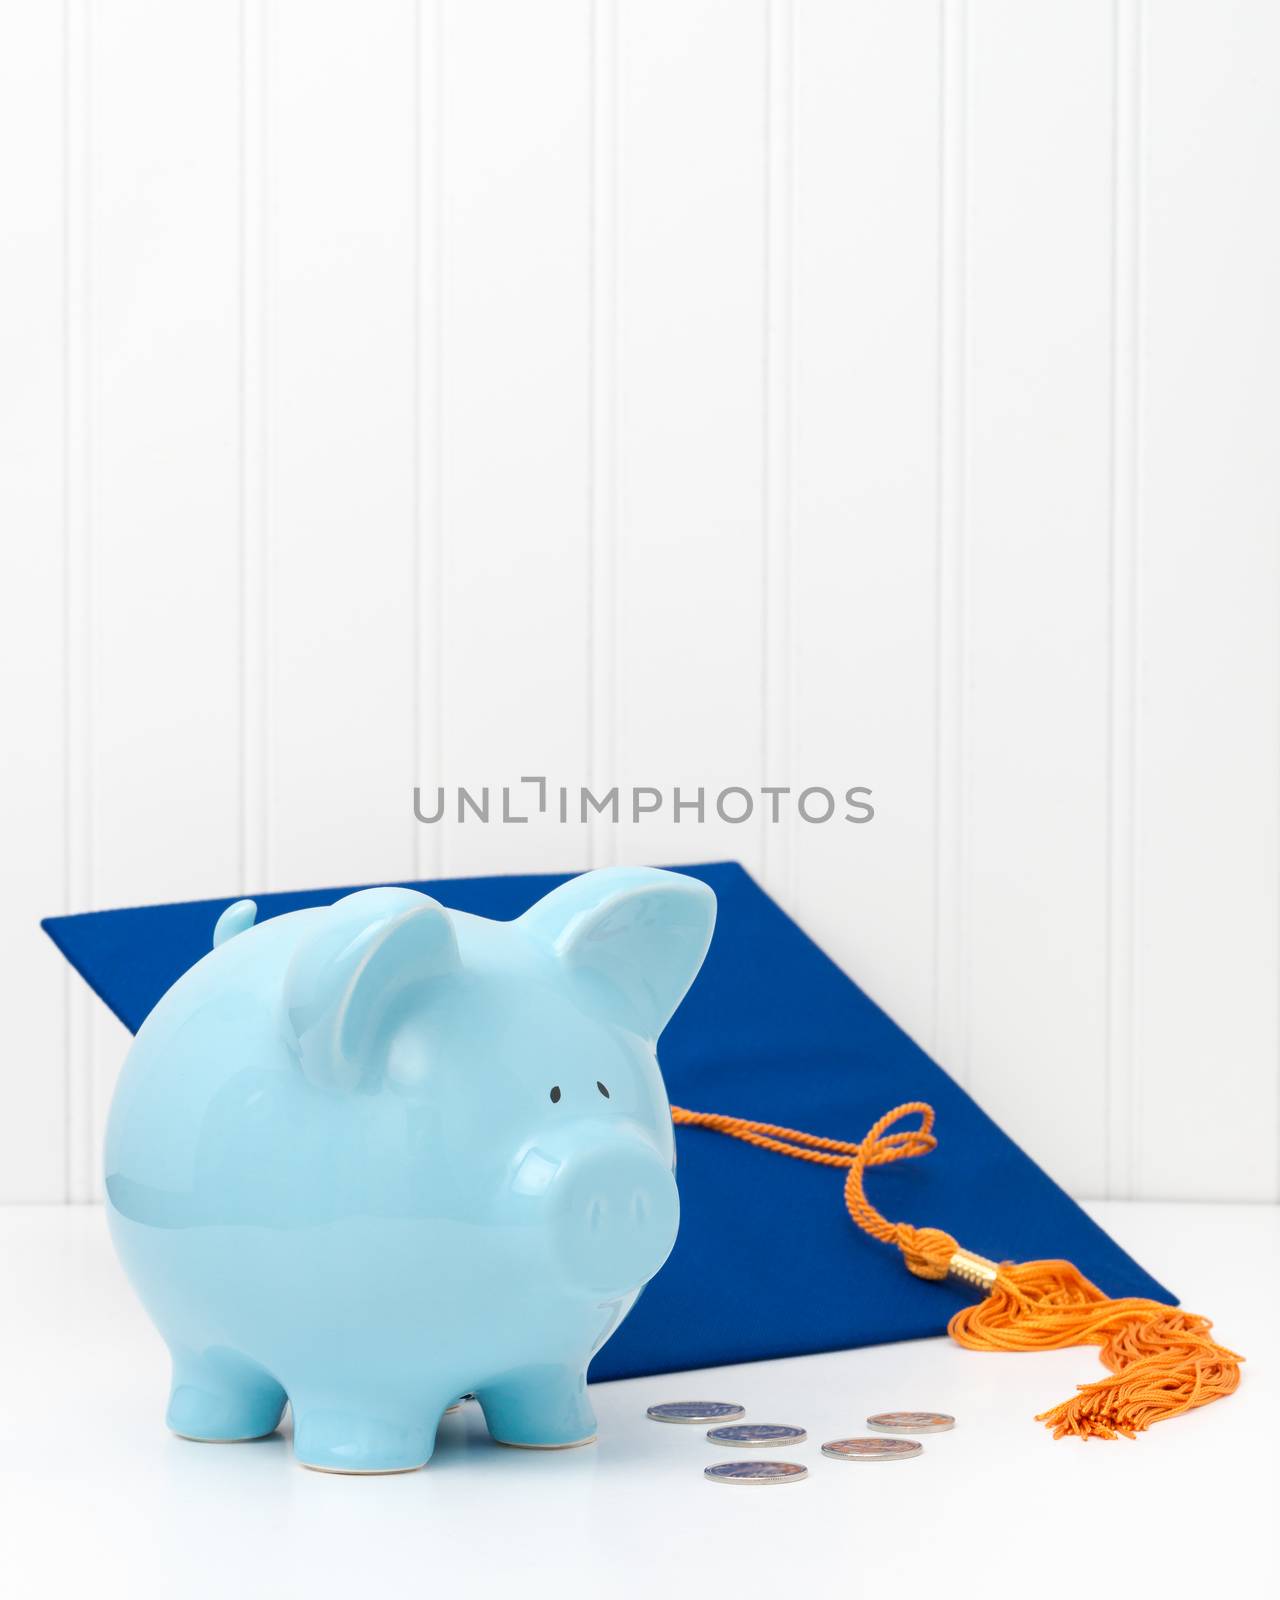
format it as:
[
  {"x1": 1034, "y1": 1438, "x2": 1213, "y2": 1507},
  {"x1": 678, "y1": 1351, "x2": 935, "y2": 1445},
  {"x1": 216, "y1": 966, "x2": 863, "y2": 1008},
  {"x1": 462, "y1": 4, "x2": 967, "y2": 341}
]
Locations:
[{"x1": 41, "y1": 859, "x2": 1170, "y2": 1382}]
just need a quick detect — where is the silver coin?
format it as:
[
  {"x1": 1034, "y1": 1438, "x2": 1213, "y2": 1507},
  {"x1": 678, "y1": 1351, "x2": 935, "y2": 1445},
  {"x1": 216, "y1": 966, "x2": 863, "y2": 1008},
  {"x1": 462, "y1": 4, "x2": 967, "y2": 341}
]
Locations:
[
  {"x1": 706, "y1": 1423, "x2": 807, "y2": 1447},
  {"x1": 822, "y1": 1436, "x2": 923, "y2": 1462},
  {"x1": 704, "y1": 1460, "x2": 808, "y2": 1486},
  {"x1": 866, "y1": 1411, "x2": 955, "y2": 1434},
  {"x1": 647, "y1": 1401, "x2": 746, "y2": 1424}
]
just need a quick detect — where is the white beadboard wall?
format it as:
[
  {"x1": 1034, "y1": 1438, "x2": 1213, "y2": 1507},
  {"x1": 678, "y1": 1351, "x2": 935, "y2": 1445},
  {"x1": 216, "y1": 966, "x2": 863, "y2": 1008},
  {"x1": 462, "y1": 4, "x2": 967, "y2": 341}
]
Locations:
[{"x1": 2, "y1": 0, "x2": 1277, "y2": 1204}]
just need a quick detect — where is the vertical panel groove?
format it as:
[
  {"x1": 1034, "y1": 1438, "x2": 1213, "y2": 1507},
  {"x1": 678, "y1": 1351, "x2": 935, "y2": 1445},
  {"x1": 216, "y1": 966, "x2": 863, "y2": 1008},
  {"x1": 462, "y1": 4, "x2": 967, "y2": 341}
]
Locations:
[
  {"x1": 1106, "y1": 0, "x2": 1141, "y2": 1199},
  {"x1": 762, "y1": 0, "x2": 794, "y2": 902},
  {"x1": 260, "y1": 4, "x2": 275, "y2": 892},
  {"x1": 934, "y1": 0, "x2": 968, "y2": 1078},
  {"x1": 431, "y1": 0, "x2": 445, "y2": 878},
  {"x1": 588, "y1": 0, "x2": 618, "y2": 869},
  {"x1": 64, "y1": 0, "x2": 93, "y2": 1201},
  {"x1": 259, "y1": 0, "x2": 277, "y2": 891},
  {"x1": 415, "y1": 0, "x2": 443, "y2": 880},
  {"x1": 239, "y1": 0, "x2": 267, "y2": 895}
]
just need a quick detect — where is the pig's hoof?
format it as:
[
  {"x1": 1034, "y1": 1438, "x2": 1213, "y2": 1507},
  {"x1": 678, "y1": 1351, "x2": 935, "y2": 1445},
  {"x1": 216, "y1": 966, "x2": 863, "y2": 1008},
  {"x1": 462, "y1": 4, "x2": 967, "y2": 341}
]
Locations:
[
  {"x1": 476, "y1": 1370, "x2": 597, "y2": 1448},
  {"x1": 167, "y1": 1374, "x2": 286, "y2": 1443},
  {"x1": 291, "y1": 1408, "x2": 434, "y2": 1475},
  {"x1": 493, "y1": 1433, "x2": 598, "y2": 1450},
  {"x1": 172, "y1": 1427, "x2": 280, "y2": 1444}
]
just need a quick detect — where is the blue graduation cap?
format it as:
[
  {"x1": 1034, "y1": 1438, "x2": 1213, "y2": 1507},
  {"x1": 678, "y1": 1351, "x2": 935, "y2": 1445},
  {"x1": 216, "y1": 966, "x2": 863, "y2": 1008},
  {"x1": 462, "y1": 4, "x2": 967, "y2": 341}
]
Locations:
[{"x1": 47, "y1": 861, "x2": 1233, "y2": 1440}]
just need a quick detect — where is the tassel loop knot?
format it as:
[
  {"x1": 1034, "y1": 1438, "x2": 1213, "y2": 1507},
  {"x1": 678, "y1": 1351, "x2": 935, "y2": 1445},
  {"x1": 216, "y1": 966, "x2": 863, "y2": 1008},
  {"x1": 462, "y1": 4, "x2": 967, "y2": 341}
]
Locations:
[{"x1": 893, "y1": 1224, "x2": 958, "y2": 1281}]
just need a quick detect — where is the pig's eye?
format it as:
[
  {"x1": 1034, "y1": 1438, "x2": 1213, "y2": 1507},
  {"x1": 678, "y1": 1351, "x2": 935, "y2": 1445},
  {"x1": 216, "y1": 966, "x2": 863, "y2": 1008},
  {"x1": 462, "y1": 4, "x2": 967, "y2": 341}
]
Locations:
[
  {"x1": 596, "y1": 1081, "x2": 610, "y2": 1098},
  {"x1": 549, "y1": 1085, "x2": 561, "y2": 1104}
]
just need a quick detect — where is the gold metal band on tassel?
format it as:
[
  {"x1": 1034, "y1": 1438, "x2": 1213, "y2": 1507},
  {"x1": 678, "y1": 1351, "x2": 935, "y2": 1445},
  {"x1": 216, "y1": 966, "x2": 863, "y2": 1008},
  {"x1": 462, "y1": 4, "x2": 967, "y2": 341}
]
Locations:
[{"x1": 948, "y1": 1247, "x2": 1000, "y2": 1292}]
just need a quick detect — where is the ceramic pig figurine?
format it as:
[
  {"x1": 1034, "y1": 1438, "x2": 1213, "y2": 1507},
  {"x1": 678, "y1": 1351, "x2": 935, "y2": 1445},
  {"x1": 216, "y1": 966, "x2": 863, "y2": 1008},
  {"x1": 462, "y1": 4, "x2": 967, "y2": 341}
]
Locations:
[{"x1": 105, "y1": 866, "x2": 715, "y2": 1473}]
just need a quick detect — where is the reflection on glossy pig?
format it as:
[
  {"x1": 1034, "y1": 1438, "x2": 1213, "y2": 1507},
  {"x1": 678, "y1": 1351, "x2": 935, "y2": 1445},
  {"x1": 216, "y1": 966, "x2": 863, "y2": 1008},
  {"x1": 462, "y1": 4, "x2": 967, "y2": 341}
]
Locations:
[{"x1": 105, "y1": 867, "x2": 715, "y2": 1473}]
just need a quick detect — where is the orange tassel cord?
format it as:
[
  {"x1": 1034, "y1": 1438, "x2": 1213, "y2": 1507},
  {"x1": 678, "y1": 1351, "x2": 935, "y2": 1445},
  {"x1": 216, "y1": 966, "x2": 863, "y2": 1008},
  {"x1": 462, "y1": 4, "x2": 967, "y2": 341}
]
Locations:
[{"x1": 669, "y1": 1100, "x2": 1242, "y2": 1440}]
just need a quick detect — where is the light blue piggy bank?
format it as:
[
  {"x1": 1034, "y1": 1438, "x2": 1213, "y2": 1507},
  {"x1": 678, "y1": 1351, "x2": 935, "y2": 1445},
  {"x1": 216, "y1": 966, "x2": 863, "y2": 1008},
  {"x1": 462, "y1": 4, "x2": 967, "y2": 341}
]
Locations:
[{"x1": 105, "y1": 866, "x2": 715, "y2": 1473}]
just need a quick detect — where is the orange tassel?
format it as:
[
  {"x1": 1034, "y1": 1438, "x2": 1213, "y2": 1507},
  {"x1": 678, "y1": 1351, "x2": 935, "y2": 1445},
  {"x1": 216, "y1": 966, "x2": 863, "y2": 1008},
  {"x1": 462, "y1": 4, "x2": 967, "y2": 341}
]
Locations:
[{"x1": 670, "y1": 1099, "x2": 1243, "y2": 1440}]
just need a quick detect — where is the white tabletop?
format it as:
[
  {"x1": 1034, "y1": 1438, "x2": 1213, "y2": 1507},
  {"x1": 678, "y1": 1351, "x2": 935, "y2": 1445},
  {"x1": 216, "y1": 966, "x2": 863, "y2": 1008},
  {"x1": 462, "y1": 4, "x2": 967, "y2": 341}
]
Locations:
[{"x1": 3, "y1": 1200, "x2": 1276, "y2": 1598}]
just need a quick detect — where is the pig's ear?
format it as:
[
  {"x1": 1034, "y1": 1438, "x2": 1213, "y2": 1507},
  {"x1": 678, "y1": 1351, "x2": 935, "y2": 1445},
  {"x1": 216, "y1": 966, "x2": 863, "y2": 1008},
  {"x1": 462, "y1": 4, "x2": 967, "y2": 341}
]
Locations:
[
  {"x1": 283, "y1": 887, "x2": 459, "y2": 1091},
  {"x1": 519, "y1": 867, "x2": 716, "y2": 1041}
]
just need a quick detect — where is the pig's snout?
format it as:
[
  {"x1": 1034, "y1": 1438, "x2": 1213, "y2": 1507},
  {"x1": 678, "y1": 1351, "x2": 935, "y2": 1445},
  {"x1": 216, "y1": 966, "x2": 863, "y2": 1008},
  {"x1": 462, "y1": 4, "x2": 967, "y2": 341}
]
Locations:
[{"x1": 544, "y1": 1137, "x2": 679, "y2": 1297}]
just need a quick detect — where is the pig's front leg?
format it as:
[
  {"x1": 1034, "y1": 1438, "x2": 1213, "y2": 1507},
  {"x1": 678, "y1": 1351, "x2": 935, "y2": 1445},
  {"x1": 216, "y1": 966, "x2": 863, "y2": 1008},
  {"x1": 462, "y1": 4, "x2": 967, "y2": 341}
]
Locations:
[
  {"x1": 166, "y1": 1347, "x2": 287, "y2": 1443},
  {"x1": 478, "y1": 1365, "x2": 597, "y2": 1449},
  {"x1": 289, "y1": 1386, "x2": 452, "y2": 1474}
]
